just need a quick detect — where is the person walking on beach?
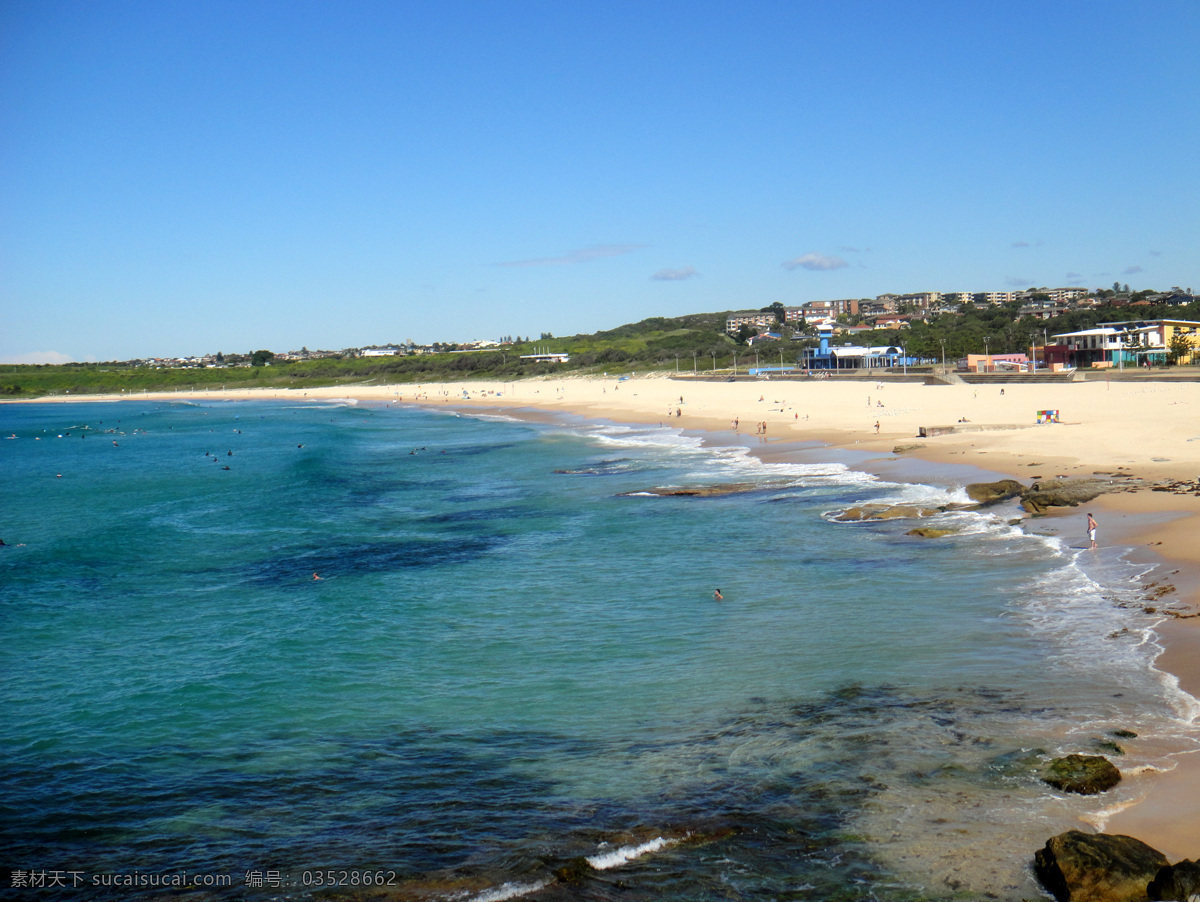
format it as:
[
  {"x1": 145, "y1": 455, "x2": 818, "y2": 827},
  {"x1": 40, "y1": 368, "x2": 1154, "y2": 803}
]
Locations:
[
  {"x1": 874, "y1": 421, "x2": 880, "y2": 434},
  {"x1": 1087, "y1": 513, "x2": 1097, "y2": 550}
]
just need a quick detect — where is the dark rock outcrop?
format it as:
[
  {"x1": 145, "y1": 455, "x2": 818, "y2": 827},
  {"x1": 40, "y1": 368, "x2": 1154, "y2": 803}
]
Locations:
[
  {"x1": 1021, "y1": 477, "x2": 1113, "y2": 513},
  {"x1": 965, "y1": 479, "x2": 1027, "y2": 504},
  {"x1": 1034, "y1": 830, "x2": 1168, "y2": 902},
  {"x1": 1042, "y1": 755, "x2": 1122, "y2": 795},
  {"x1": 1147, "y1": 859, "x2": 1200, "y2": 901}
]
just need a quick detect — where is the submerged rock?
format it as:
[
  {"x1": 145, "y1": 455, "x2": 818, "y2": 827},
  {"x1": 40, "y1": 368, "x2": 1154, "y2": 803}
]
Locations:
[
  {"x1": 1034, "y1": 830, "x2": 1168, "y2": 902},
  {"x1": 554, "y1": 856, "x2": 596, "y2": 884},
  {"x1": 965, "y1": 479, "x2": 1027, "y2": 504},
  {"x1": 1042, "y1": 754, "x2": 1122, "y2": 794},
  {"x1": 830, "y1": 504, "x2": 939, "y2": 521},
  {"x1": 906, "y1": 527, "x2": 957, "y2": 538},
  {"x1": 1147, "y1": 859, "x2": 1200, "y2": 901},
  {"x1": 892, "y1": 443, "x2": 926, "y2": 454},
  {"x1": 620, "y1": 482, "x2": 768, "y2": 497}
]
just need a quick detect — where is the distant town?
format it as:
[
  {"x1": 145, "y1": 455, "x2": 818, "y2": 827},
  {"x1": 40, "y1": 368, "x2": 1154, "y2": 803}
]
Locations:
[{"x1": 723, "y1": 285, "x2": 1196, "y2": 336}]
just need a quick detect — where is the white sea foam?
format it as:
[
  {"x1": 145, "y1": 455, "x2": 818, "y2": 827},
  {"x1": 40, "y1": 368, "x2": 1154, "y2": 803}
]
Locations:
[
  {"x1": 586, "y1": 835, "x2": 679, "y2": 869},
  {"x1": 579, "y1": 422, "x2": 884, "y2": 489},
  {"x1": 458, "y1": 879, "x2": 552, "y2": 902}
]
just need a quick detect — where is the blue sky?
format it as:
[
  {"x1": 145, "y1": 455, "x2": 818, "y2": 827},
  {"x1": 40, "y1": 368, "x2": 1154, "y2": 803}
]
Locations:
[{"x1": 2, "y1": 0, "x2": 1197, "y2": 362}]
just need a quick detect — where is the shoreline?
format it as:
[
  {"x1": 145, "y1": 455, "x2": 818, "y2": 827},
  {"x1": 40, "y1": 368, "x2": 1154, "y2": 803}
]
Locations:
[{"x1": 8, "y1": 375, "x2": 1199, "y2": 864}]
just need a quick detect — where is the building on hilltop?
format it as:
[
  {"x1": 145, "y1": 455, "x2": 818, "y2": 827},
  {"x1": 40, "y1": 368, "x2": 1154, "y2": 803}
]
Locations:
[{"x1": 725, "y1": 310, "x2": 779, "y2": 335}]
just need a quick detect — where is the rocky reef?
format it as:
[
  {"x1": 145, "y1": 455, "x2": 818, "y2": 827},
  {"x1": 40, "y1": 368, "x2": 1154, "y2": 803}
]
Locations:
[
  {"x1": 1041, "y1": 754, "x2": 1122, "y2": 795},
  {"x1": 1034, "y1": 831, "x2": 1168, "y2": 902}
]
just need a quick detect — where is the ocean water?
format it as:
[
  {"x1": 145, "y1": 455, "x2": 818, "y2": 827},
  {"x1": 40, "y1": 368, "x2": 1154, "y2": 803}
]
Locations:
[{"x1": 1, "y1": 399, "x2": 1196, "y2": 901}]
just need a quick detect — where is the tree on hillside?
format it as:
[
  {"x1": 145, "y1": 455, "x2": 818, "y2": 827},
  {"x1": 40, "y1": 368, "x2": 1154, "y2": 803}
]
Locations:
[
  {"x1": 735, "y1": 324, "x2": 758, "y2": 344},
  {"x1": 250, "y1": 350, "x2": 275, "y2": 367},
  {"x1": 760, "y1": 302, "x2": 786, "y2": 326}
]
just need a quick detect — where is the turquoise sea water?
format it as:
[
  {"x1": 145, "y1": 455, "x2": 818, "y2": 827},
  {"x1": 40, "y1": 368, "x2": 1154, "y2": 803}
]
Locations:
[{"x1": 1, "y1": 399, "x2": 1196, "y2": 901}]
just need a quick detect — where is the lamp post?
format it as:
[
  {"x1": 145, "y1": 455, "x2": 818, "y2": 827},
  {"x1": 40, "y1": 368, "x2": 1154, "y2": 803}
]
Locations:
[
  {"x1": 939, "y1": 339, "x2": 946, "y2": 374},
  {"x1": 712, "y1": 352, "x2": 716, "y2": 372},
  {"x1": 675, "y1": 354, "x2": 679, "y2": 374},
  {"x1": 693, "y1": 351, "x2": 697, "y2": 375},
  {"x1": 733, "y1": 353, "x2": 738, "y2": 377},
  {"x1": 983, "y1": 336, "x2": 990, "y2": 373}
]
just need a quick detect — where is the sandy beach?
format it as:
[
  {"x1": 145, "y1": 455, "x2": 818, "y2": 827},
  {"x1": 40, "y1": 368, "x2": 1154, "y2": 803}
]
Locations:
[{"x1": 14, "y1": 373, "x2": 1200, "y2": 864}]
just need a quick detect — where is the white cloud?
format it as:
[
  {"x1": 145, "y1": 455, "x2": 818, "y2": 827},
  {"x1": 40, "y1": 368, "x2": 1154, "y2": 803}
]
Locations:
[
  {"x1": 782, "y1": 252, "x2": 848, "y2": 272},
  {"x1": 1122, "y1": 265, "x2": 1144, "y2": 275},
  {"x1": 495, "y1": 244, "x2": 645, "y2": 267},
  {"x1": 0, "y1": 350, "x2": 75, "y2": 364},
  {"x1": 651, "y1": 266, "x2": 699, "y2": 281}
]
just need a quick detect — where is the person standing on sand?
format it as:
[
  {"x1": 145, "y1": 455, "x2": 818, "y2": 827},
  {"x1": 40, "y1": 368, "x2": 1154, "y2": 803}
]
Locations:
[
  {"x1": 874, "y1": 421, "x2": 880, "y2": 433},
  {"x1": 1087, "y1": 513, "x2": 1098, "y2": 550}
]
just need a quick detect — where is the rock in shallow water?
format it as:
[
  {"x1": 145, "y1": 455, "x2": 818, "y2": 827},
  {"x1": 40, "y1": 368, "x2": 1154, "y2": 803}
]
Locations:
[
  {"x1": 1042, "y1": 754, "x2": 1122, "y2": 794},
  {"x1": 1147, "y1": 858, "x2": 1200, "y2": 901},
  {"x1": 1034, "y1": 830, "x2": 1168, "y2": 902},
  {"x1": 964, "y1": 479, "x2": 1027, "y2": 504},
  {"x1": 830, "y1": 504, "x2": 940, "y2": 521}
]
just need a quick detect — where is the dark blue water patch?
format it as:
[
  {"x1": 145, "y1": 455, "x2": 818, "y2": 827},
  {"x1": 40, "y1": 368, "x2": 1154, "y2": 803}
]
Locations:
[
  {"x1": 0, "y1": 682, "x2": 1055, "y2": 901},
  {"x1": 552, "y1": 457, "x2": 657, "y2": 477},
  {"x1": 424, "y1": 440, "x2": 523, "y2": 458},
  {"x1": 418, "y1": 505, "x2": 541, "y2": 527},
  {"x1": 240, "y1": 536, "x2": 502, "y2": 584},
  {"x1": 0, "y1": 732, "x2": 574, "y2": 898}
]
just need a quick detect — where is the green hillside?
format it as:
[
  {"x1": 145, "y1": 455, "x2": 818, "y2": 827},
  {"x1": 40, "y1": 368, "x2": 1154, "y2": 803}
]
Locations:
[{"x1": 3, "y1": 299, "x2": 1198, "y2": 399}]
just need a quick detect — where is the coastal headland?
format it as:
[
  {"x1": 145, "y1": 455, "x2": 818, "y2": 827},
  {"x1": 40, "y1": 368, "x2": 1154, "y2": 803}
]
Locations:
[{"x1": 12, "y1": 372, "x2": 1200, "y2": 890}]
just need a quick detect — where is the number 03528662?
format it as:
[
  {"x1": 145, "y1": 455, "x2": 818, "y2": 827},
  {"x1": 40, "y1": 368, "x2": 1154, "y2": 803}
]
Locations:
[{"x1": 301, "y1": 870, "x2": 398, "y2": 887}]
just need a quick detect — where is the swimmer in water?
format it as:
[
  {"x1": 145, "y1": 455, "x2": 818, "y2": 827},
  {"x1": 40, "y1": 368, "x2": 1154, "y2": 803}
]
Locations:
[{"x1": 713, "y1": 588, "x2": 724, "y2": 601}]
